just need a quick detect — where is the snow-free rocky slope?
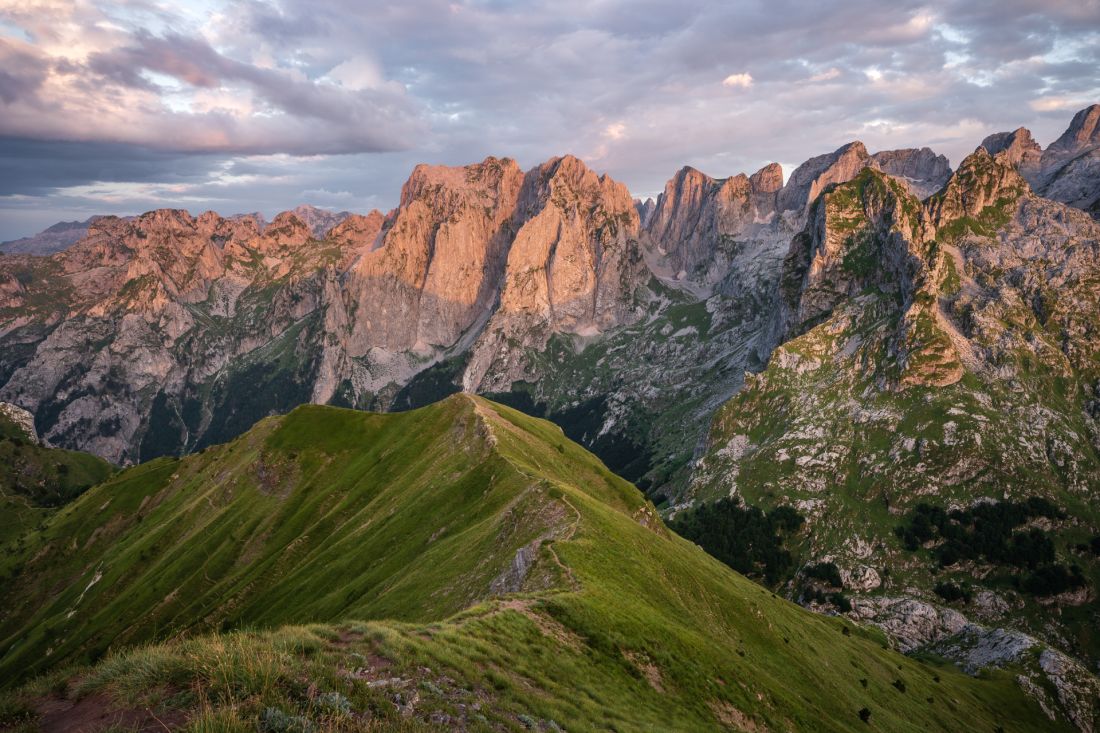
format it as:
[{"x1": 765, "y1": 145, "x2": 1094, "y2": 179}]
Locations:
[
  {"x1": 0, "y1": 143, "x2": 957, "y2": 495},
  {"x1": 687, "y1": 147, "x2": 1100, "y2": 727},
  {"x1": 0, "y1": 395, "x2": 1068, "y2": 732}
]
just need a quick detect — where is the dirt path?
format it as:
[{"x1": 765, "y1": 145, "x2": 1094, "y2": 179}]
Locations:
[
  {"x1": 35, "y1": 693, "x2": 186, "y2": 733},
  {"x1": 544, "y1": 494, "x2": 581, "y2": 591}
]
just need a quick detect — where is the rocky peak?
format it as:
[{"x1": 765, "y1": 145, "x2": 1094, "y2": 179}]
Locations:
[
  {"x1": 871, "y1": 147, "x2": 953, "y2": 198},
  {"x1": 780, "y1": 167, "x2": 927, "y2": 336},
  {"x1": 648, "y1": 166, "x2": 716, "y2": 240},
  {"x1": 1044, "y1": 103, "x2": 1100, "y2": 163},
  {"x1": 194, "y1": 211, "x2": 261, "y2": 245},
  {"x1": 83, "y1": 215, "x2": 129, "y2": 240},
  {"x1": 257, "y1": 211, "x2": 313, "y2": 251},
  {"x1": 777, "y1": 141, "x2": 872, "y2": 213},
  {"x1": 463, "y1": 157, "x2": 644, "y2": 390},
  {"x1": 748, "y1": 162, "x2": 784, "y2": 222},
  {"x1": 749, "y1": 162, "x2": 784, "y2": 194},
  {"x1": 520, "y1": 154, "x2": 635, "y2": 223},
  {"x1": 979, "y1": 127, "x2": 1043, "y2": 184},
  {"x1": 981, "y1": 126, "x2": 1041, "y2": 162},
  {"x1": 1025, "y1": 104, "x2": 1100, "y2": 218},
  {"x1": 927, "y1": 147, "x2": 1030, "y2": 229},
  {"x1": 328, "y1": 211, "x2": 385, "y2": 250},
  {"x1": 229, "y1": 212, "x2": 268, "y2": 231},
  {"x1": 400, "y1": 156, "x2": 523, "y2": 219},
  {"x1": 337, "y1": 156, "x2": 525, "y2": 358},
  {"x1": 139, "y1": 208, "x2": 197, "y2": 231},
  {"x1": 289, "y1": 205, "x2": 351, "y2": 239},
  {"x1": 645, "y1": 162, "x2": 783, "y2": 283},
  {"x1": 633, "y1": 197, "x2": 656, "y2": 227}
]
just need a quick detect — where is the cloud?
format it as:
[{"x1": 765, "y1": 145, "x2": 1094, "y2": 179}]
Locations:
[
  {"x1": 0, "y1": 0, "x2": 1098, "y2": 240},
  {"x1": 0, "y1": 7, "x2": 424, "y2": 155},
  {"x1": 809, "y1": 67, "x2": 842, "y2": 82},
  {"x1": 722, "y1": 72, "x2": 754, "y2": 88},
  {"x1": 0, "y1": 137, "x2": 222, "y2": 196},
  {"x1": 604, "y1": 122, "x2": 627, "y2": 140}
]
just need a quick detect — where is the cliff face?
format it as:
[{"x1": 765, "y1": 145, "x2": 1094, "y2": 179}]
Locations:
[
  {"x1": 0, "y1": 155, "x2": 648, "y2": 462},
  {"x1": 870, "y1": 147, "x2": 953, "y2": 198},
  {"x1": 643, "y1": 163, "x2": 782, "y2": 286},
  {"x1": 982, "y1": 104, "x2": 1100, "y2": 218},
  {"x1": 463, "y1": 155, "x2": 645, "y2": 391}
]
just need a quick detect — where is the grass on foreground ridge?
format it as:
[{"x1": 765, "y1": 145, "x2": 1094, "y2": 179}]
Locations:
[{"x1": 0, "y1": 396, "x2": 1070, "y2": 732}]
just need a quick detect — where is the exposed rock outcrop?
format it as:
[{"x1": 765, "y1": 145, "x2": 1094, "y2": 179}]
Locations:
[
  {"x1": 980, "y1": 127, "x2": 1043, "y2": 181},
  {"x1": 0, "y1": 401, "x2": 38, "y2": 444},
  {"x1": 633, "y1": 197, "x2": 656, "y2": 227},
  {"x1": 981, "y1": 105, "x2": 1100, "y2": 218},
  {"x1": 1043, "y1": 104, "x2": 1100, "y2": 167},
  {"x1": 288, "y1": 205, "x2": 352, "y2": 238},
  {"x1": 871, "y1": 147, "x2": 953, "y2": 198},
  {"x1": 644, "y1": 162, "x2": 783, "y2": 285},
  {"x1": 464, "y1": 155, "x2": 645, "y2": 391},
  {"x1": 777, "y1": 141, "x2": 872, "y2": 214}
]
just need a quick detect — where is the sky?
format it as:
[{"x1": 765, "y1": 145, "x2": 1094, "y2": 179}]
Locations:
[{"x1": 1, "y1": 0, "x2": 1098, "y2": 240}]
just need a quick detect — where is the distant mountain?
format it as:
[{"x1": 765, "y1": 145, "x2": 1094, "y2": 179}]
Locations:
[
  {"x1": 0, "y1": 395, "x2": 1067, "y2": 731},
  {"x1": 982, "y1": 103, "x2": 1100, "y2": 216},
  {"x1": 288, "y1": 203, "x2": 352, "y2": 237},
  {"x1": 0, "y1": 217, "x2": 101, "y2": 255},
  {"x1": 0, "y1": 207, "x2": 351, "y2": 257}
]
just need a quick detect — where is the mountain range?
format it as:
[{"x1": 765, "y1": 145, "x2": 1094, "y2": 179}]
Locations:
[{"x1": 2, "y1": 104, "x2": 1100, "y2": 731}]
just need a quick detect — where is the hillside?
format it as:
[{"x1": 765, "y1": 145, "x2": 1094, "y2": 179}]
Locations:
[
  {"x1": 0, "y1": 403, "x2": 113, "y2": 546},
  {"x1": 0, "y1": 396, "x2": 1067, "y2": 731},
  {"x1": 686, "y1": 151, "x2": 1100, "y2": 721}
]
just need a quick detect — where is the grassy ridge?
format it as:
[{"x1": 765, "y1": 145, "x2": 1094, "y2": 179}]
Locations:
[
  {"x1": 0, "y1": 410, "x2": 113, "y2": 546},
  {"x1": 0, "y1": 397, "x2": 1068, "y2": 730}
]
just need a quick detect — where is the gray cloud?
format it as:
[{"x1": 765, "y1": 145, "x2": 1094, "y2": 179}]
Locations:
[
  {"x1": 0, "y1": 138, "x2": 223, "y2": 196},
  {"x1": 0, "y1": 0, "x2": 1098, "y2": 240}
]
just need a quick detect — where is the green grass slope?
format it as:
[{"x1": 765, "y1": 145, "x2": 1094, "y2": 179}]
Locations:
[
  {"x1": 0, "y1": 409, "x2": 113, "y2": 546},
  {"x1": 0, "y1": 396, "x2": 1068, "y2": 731}
]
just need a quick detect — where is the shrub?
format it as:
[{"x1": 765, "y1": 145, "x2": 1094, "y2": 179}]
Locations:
[
  {"x1": 894, "y1": 497, "x2": 1078, "y2": 595},
  {"x1": 933, "y1": 582, "x2": 971, "y2": 603},
  {"x1": 858, "y1": 707, "x2": 871, "y2": 723},
  {"x1": 1021, "y1": 564, "x2": 1086, "y2": 596},
  {"x1": 670, "y1": 498, "x2": 805, "y2": 584},
  {"x1": 315, "y1": 691, "x2": 352, "y2": 714},
  {"x1": 804, "y1": 562, "x2": 843, "y2": 588},
  {"x1": 260, "y1": 707, "x2": 312, "y2": 733}
]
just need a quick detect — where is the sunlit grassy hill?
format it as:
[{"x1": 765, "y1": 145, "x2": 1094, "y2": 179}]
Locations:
[{"x1": 0, "y1": 396, "x2": 1068, "y2": 731}]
